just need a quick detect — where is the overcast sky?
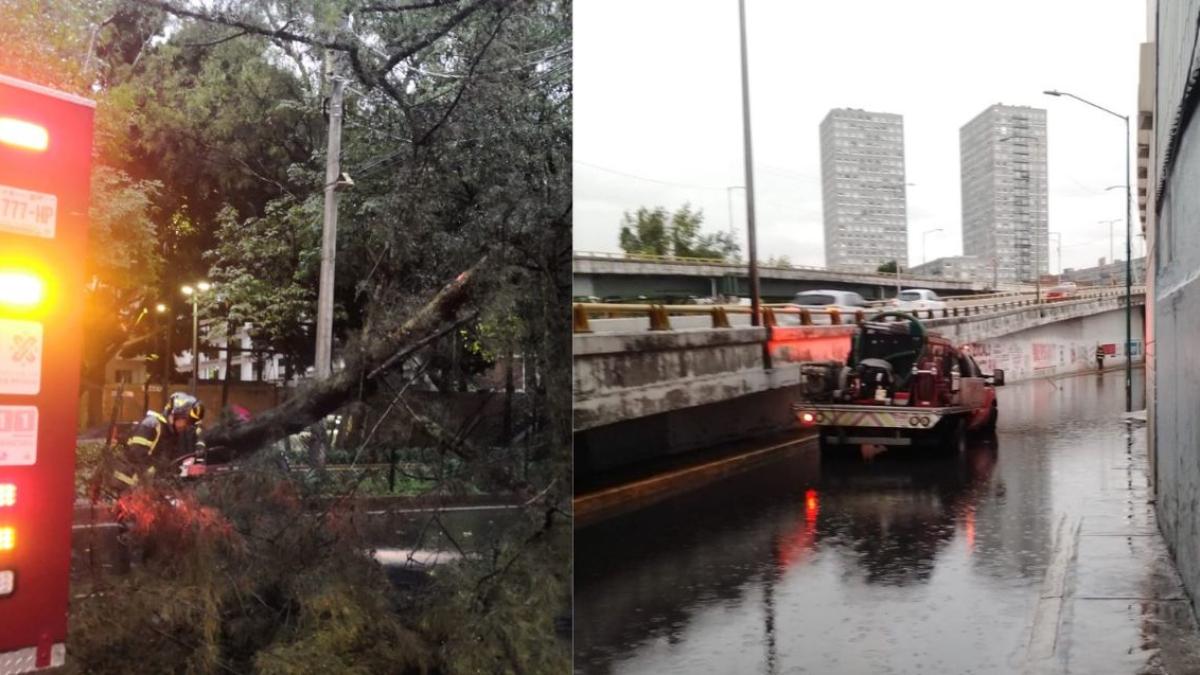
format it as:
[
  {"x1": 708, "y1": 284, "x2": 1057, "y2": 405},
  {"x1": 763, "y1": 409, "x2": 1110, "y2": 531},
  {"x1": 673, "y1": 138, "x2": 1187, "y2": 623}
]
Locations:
[{"x1": 574, "y1": 0, "x2": 1149, "y2": 272}]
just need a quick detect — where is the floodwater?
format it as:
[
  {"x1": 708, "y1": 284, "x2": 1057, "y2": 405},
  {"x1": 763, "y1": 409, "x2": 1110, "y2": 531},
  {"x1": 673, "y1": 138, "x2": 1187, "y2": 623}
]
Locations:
[{"x1": 575, "y1": 369, "x2": 1155, "y2": 674}]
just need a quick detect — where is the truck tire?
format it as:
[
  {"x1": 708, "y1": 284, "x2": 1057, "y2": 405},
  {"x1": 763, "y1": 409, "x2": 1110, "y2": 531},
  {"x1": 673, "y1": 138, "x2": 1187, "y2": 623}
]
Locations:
[
  {"x1": 818, "y1": 431, "x2": 835, "y2": 454},
  {"x1": 941, "y1": 418, "x2": 967, "y2": 455},
  {"x1": 981, "y1": 402, "x2": 998, "y2": 433}
]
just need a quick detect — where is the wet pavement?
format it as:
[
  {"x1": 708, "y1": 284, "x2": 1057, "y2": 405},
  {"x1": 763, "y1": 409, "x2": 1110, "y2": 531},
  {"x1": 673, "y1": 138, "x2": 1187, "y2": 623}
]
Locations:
[{"x1": 575, "y1": 369, "x2": 1200, "y2": 674}]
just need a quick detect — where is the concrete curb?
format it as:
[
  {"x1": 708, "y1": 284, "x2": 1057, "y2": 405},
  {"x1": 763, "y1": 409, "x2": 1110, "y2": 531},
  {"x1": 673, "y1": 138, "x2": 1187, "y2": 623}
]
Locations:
[
  {"x1": 574, "y1": 434, "x2": 816, "y2": 526},
  {"x1": 1023, "y1": 514, "x2": 1082, "y2": 674}
]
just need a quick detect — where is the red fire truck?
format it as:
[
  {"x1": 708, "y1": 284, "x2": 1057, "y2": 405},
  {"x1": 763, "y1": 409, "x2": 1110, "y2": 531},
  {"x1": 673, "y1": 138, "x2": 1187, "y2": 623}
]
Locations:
[
  {"x1": 794, "y1": 312, "x2": 1004, "y2": 452},
  {"x1": 0, "y1": 74, "x2": 94, "y2": 672}
]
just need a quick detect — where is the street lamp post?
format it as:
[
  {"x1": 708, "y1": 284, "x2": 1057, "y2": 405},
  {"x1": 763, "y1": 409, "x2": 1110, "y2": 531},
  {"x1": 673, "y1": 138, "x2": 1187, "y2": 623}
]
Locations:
[
  {"x1": 922, "y1": 227, "x2": 943, "y2": 266},
  {"x1": 181, "y1": 281, "x2": 211, "y2": 396},
  {"x1": 726, "y1": 186, "x2": 744, "y2": 242},
  {"x1": 1099, "y1": 218, "x2": 1121, "y2": 267},
  {"x1": 149, "y1": 303, "x2": 168, "y2": 410},
  {"x1": 737, "y1": 0, "x2": 770, "y2": 370},
  {"x1": 1045, "y1": 89, "x2": 1133, "y2": 412}
]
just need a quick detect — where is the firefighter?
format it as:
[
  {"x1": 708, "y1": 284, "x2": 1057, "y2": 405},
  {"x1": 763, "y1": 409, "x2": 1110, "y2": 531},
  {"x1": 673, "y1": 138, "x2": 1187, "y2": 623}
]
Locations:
[
  {"x1": 1095, "y1": 344, "x2": 1105, "y2": 372},
  {"x1": 114, "y1": 392, "x2": 206, "y2": 487}
]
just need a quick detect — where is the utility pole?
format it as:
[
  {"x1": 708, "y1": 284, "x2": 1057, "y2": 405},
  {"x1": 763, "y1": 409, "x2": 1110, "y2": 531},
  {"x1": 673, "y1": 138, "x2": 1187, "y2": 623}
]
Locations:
[
  {"x1": 1044, "y1": 88, "x2": 1133, "y2": 411},
  {"x1": 726, "y1": 185, "x2": 743, "y2": 242},
  {"x1": 737, "y1": 0, "x2": 769, "y2": 370},
  {"x1": 315, "y1": 21, "x2": 347, "y2": 379},
  {"x1": 1124, "y1": 113, "x2": 1132, "y2": 412}
]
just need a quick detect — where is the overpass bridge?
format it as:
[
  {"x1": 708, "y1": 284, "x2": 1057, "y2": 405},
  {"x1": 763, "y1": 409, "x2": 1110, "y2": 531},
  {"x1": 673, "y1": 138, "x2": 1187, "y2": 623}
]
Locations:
[
  {"x1": 573, "y1": 251, "x2": 1031, "y2": 301},
  {"x1": 573, "y1": 287, "x2": 1146, "y2": 473}
]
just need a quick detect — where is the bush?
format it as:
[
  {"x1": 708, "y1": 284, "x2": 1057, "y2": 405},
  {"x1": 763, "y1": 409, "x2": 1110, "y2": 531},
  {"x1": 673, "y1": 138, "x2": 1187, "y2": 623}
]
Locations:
[{"x1": 67, "y1": 462, "x2": 569, "y2": 674}]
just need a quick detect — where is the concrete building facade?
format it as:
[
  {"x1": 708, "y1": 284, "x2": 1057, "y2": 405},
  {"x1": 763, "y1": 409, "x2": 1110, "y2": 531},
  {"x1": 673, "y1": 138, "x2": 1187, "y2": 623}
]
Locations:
[
  {"x1": 1143, "y1": 0, "x2": 1200, "y2": 614},
  {"x1": 819, "y1": 109, "x2": 908, "y2": 272},
  {"x1": 960, "y1": 104, "x2": 1049, "y2": 283}
]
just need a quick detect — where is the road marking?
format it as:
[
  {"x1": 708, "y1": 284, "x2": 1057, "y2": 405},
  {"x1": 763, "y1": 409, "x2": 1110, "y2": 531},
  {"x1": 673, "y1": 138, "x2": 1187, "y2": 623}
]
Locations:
[{"x1": 574, "y1": 434, "x2": 817, "y2": 519}]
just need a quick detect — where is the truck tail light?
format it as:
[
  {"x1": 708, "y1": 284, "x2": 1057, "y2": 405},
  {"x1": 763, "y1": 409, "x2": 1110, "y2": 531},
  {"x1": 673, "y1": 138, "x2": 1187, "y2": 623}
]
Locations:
[
  {"x1": 0, "y1": 484, "x2": 13, "y2": 507},
  {"x1": 0, "y1": 527, "x2": 14, "y2": 551},
  {"x1": 0, "y1": 570, "x2": 12, "y2": 595},
  {"x1": 800, "y1": 412, "x2": 816, "y2": 426}
]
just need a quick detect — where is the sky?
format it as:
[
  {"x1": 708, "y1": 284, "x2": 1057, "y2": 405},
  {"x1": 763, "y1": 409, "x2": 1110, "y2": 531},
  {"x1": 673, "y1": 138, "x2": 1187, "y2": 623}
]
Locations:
[{"x1": 573, "y1": 0, "x2": 1149, "y2": 272}]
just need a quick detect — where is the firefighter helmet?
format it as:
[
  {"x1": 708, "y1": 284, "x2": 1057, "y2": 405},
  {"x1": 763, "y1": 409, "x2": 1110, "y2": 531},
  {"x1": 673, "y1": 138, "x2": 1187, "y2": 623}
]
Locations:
[{"x1": 165, "y1": 392, "x2": 205, "y2": 423}]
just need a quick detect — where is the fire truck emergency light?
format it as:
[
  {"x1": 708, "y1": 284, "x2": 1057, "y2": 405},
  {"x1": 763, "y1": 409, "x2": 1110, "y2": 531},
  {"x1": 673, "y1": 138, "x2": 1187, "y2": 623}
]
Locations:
[
  {"x1": 0, "y1": 527, "x2": 14, "y2": 552},
  {"x1": 0, "y1": 484, "x2": 14, "y2": 508},
  {"x1": 0, "y1": 117, "x2": 48, "y2": 151},
  {"x1": 0, "y1": 270, "x2": 46, "y2": 308}
]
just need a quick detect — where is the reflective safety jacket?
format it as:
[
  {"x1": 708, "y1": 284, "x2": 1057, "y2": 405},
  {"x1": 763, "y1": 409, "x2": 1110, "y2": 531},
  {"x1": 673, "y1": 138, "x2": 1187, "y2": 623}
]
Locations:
[{"x1": 124, "y1": 410, "x2": 204, "y2": 467}]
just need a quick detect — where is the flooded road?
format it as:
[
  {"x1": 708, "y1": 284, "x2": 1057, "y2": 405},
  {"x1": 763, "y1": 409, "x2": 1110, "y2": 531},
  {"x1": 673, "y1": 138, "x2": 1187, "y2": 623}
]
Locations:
[{"x1": 575, "y1": 369, "x2": 1151, "y2": 674}]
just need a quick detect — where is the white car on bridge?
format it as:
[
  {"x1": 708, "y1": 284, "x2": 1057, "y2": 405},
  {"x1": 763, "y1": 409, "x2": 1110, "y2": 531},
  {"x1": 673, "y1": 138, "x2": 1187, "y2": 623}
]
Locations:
[
  {"x1": 891, "y1": 288, "x2": 947, "y2": 312},
  {"x1": 786, "y1": 290, "x2": 871, "y2": 322}
]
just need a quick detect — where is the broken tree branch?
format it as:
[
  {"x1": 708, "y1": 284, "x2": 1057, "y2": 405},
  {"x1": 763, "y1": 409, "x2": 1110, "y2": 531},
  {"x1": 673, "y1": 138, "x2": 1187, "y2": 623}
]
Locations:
[{"x1": 203, "y1": 255, "x2": 488, "y2": 454}]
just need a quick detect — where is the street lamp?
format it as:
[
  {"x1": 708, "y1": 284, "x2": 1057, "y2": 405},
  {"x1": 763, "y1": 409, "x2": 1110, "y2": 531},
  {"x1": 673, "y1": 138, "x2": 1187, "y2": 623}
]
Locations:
[
  {"x1": 181, "y1": 281, "x2": 211, "y2": 395},
  {"x1": 1045, "y1": 88, "x2": 1133, "y2": 412},
  {"x1": 922, "y1": 228, "x2": 943, "y2": 266}
]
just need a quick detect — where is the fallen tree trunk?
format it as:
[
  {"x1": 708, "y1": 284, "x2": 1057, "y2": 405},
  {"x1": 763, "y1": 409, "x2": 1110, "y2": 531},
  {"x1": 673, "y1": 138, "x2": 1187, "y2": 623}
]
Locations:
[{"x1": 204, "y1": 256, "x2": 487, "y2": 454}]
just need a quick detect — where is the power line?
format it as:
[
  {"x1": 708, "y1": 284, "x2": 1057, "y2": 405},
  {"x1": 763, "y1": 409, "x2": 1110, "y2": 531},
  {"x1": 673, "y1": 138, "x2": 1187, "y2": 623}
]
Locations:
[
  {"x1": 761, "y1": 163, "x2": 819, "y2": 180},
  {"x1": 574, "y1": 160, "x2": 732, "y2": 191}
]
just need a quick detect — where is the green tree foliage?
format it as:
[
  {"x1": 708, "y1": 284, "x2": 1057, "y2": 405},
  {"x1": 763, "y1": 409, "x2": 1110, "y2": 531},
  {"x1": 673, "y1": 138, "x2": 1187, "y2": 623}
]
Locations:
[
  {"x1": 50, "y1": 0, "x2": 570, "y2": 669},
  {"x1": 878, "y1": 260, "x2": 899, "y2": 274},
  {"x1": 619, "y1": 204, "x2": 741, "y2": 261}
]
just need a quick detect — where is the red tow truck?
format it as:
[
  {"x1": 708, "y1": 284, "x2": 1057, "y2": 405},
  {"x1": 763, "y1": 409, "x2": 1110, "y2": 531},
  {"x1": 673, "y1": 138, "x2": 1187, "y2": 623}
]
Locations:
[{"x1": 793, "y1": 312, "x2": 1004, "y2": 452}]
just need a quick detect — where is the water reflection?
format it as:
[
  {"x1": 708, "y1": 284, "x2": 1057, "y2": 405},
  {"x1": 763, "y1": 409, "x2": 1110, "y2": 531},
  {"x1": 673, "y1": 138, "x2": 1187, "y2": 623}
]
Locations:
[
  {"x1": 783, "y1": 444, "x2": 998, "y2": 586},
  {"x1": 576, "y1": 441, "x2": 1005, "y2": 674}
]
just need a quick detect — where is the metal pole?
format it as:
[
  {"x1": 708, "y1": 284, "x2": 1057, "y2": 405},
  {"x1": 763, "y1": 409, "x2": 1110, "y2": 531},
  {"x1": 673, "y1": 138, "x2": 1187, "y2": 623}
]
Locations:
[
  {"x1": 161, "y1": 310, "x2": 171, "y2": 398},
  {"x1": 315, "y1": 44, "x2": 345, "y2": 379},
  {"x1": 921, "y1": 228, "x2": 942, "y2": 266},
  {"x1": 727, "y1": 186, "x2": 736, "y2": 241},
  {"x1": 190, "y1": 296, "x2": 199, "y2": 395},
  {"x1": 737, "y1": 0, "x2": 769, "y2": 369},
  {"x1": 1125, "y1": 115, "x2": 1132, "y2": 412}
]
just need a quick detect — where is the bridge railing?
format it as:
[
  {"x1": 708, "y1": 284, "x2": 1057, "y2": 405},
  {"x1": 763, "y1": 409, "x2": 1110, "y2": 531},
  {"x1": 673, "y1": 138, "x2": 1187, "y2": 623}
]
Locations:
[
  {"x1": 572, "y1": 286, "x2": 1144, "y2": 334},
  {"x1": 574, "y1": 250, "x2": 1026, "y2": 288}
]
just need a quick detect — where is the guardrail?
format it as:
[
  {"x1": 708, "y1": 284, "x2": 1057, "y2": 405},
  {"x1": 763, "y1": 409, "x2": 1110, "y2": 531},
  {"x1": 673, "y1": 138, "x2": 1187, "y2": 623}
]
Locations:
[{"x1": 572, "y1": 286, "x2": 1143, "y2": 334}]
